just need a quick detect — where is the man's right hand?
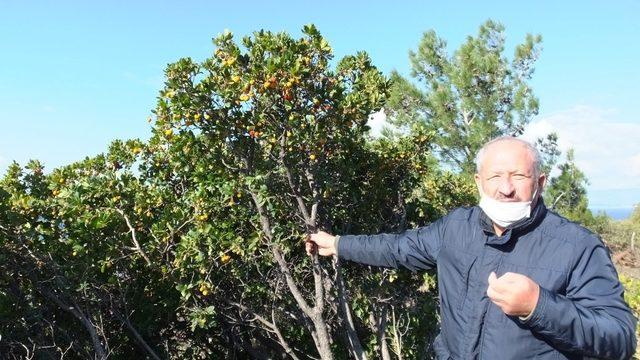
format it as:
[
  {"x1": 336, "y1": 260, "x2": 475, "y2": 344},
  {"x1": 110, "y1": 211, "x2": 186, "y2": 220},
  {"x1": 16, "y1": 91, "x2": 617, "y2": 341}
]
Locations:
[{"x1": 305, "y1": 231, "x2": 337, "y2": 256}]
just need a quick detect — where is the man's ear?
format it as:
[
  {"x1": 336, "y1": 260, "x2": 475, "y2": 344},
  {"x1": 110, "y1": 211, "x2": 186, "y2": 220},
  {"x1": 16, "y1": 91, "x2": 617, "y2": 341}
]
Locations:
[
  {"x1": 474, "y1": 173, "x2": 483, "y2": 194},
  {"x1": 538, "y1": 173, "x2": 547, "y2": 193}
]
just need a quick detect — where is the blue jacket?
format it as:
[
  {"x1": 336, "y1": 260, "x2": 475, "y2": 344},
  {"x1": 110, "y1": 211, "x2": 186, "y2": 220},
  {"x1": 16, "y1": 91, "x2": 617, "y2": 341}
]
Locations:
[{"x1": 338, "y1": 201, "x2": 637, "y2": 359}]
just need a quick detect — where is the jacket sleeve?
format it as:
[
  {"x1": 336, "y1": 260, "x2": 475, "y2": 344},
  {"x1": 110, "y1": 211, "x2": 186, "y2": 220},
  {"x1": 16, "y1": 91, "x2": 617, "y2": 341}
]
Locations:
[
  {"x1": 336, "y1": 216, "x2": 447, "y2": 272},
  {"x1": 520, "y1": 237, "x2": 637, "y2": 359}
]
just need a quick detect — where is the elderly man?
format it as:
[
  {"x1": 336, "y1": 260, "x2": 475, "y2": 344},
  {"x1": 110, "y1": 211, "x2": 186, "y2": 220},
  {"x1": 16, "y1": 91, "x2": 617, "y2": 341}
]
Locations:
[{"x1": 306, "y1": 137, "x2": 636, "y2": 359}]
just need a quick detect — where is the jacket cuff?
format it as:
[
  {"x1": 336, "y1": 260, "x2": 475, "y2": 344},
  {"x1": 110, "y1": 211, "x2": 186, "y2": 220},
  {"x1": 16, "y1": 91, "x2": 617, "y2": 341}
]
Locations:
[
  {"x1": 519, "y1": 285, "x2": 550, "y2": 327},
  {"x1": 334, "y1": 235, "x2": 340, "y2": 257},
  {"x1": 518, "y1": 285, "x2": 541, "y2": 321}
]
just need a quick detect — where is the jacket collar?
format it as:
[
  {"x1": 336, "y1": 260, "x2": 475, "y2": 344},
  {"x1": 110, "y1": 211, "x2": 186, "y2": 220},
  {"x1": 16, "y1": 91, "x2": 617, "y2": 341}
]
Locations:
[{"x1": 479, "y1": 198, "x2": 547, "y2": 246}]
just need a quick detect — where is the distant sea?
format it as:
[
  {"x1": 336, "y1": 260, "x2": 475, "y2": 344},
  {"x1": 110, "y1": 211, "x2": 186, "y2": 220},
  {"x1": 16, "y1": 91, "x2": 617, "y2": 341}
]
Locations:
[{"x1": 591, "y1": 208, "x2": 634, "y2": 221}]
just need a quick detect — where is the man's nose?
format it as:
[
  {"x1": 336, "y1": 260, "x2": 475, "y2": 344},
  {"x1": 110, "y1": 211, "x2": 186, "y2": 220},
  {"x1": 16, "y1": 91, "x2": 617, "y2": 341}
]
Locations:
[{"x1": 498, "y1": 179, "x2": 515, "y2": 197}]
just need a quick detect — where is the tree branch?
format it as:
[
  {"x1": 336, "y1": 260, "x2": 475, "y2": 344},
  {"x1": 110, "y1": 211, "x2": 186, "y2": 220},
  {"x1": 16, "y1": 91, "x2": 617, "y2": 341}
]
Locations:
[
  {"x1": 112, "y1": 309, "x2": 162, "y2": 360},
  {"x1": 115, "y1": 208, "x2": 152, "y2": 266},
  {"x1": 279, "y1": 132, "x2": 314, "y2": 230},
  {"x1": 38, "y1": 288, "x2": 107, "y2": 360},
  {"x1": 227, "y1": 300, "x2": 302, "y2": 360},
  {"x1": 334, "y1": 259, "x2": 367, "y2": 359},
  {"x1": 248, "y1": 189, "x2": 333, "y2": 359}
]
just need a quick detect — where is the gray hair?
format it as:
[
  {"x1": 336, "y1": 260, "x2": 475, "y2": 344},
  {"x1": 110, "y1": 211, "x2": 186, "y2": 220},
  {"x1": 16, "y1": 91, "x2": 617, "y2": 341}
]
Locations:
[{"x1": 475, "y1": 136, "x2": 542, "y2": 177}]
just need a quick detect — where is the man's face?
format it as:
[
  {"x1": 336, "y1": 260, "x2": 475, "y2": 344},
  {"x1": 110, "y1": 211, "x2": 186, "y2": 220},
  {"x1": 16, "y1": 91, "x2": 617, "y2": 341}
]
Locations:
[{"x1": 474, "y1": 140, "x2": 545, "y2": 202}]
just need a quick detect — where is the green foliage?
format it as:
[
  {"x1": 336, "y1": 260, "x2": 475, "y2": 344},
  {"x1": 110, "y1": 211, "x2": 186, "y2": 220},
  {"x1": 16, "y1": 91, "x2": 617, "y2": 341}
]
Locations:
[
  {"x1": 536, "y1": 132, "x2": 561, "y2": 175},
  {"x1": 619, "y1": 274, "x2": 640, "y2": 358},
  {"x1": 0, "y1": 25, "x2": 459, "y2": 359},
  {"x1": 621, "y1": 274, "x2": 640, "y2": 313},
  {"x1": 387, "y1": 20, "x2": 543, "y2": 174},
  {"x1": 544, "y1": 149, "x2": 599, "y2": 228}
]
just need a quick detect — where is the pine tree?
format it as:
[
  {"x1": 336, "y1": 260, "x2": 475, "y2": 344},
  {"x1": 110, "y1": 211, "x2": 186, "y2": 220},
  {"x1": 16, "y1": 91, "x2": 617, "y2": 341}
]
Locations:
[
  {"x1": 387, "y1": 20, "x2": 543, "y2": 174},
  {"x1": 544, "y1": 149, "x2": 595, "y2": 224}
]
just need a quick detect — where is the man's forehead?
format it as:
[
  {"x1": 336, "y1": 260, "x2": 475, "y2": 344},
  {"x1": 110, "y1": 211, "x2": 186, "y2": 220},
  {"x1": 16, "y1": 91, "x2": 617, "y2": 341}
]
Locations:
[{"x1": 481, "y1": 141, "x2": 535, "y2": 170}]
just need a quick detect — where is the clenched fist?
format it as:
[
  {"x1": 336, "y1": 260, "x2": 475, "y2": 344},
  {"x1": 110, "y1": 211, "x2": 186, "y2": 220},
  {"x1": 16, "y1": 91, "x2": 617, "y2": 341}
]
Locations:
[
  {"x1": 305, "y1": 231, "x2": 337, "y2": 256},
  {"x1": 487, "y1": 272, "x2": 540, "y2": 317}
]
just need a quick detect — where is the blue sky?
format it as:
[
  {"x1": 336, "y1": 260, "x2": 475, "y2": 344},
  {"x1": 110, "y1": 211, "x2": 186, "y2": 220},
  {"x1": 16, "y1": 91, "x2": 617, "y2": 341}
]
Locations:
[{"x1": 1, "y1": 0, "x2": 639, "y2": 211}]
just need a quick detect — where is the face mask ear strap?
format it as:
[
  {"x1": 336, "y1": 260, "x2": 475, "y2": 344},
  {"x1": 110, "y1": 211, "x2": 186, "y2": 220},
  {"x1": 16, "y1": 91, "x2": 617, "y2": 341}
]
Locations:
[{"x1": 531, "y1": 180, "x2": 543, "y2": 205}]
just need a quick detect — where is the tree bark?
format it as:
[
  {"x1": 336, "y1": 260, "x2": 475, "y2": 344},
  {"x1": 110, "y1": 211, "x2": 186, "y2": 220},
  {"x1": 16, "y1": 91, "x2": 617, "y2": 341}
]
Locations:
[
  {"x1": 39, "y1": 289, "x2": 107, "y2": 360},
  {"x1": 372, "y1": 305, "x2": 392, "y2": 360},
  {"x1": 249, "y1": 190, "x2": 334, "y2": 360},
  {"x1": 334, "y1": 260, "x2": 367, "y2": 359},
  {"x1": 113, "y1": 310, "x2": 162, "y2": 360},
  {"x1": 227, "y1": 300, "x2": 301, "y2": 360},
  {"x1": 391, "y1": 307, "x2": 404, "y2": 360}
]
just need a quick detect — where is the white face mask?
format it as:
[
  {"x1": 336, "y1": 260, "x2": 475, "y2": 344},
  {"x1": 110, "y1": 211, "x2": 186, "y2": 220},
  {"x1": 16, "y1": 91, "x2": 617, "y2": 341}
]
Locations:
[{"x1": 479, "y1": 187, "x2": 538, "y2": 228}]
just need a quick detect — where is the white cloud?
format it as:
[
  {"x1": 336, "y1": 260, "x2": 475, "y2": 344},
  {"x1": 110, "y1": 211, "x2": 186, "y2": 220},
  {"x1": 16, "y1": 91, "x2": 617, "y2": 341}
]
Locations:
[
  {"x1": 628, "y1": 153, "x2": 640, "y2": 177},
  {"x1": 522, "y1": 105, "x2": 640, "y2": 194},
  {"x1": 367, "y1": 108, "x2": 389, "y2": 137}
]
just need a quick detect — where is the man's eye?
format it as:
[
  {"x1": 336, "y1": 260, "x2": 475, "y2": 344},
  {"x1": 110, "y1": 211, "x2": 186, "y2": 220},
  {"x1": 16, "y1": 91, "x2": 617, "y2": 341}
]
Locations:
[{"x1": 513, "y1": 174, "x2": 527, "y2": 180}]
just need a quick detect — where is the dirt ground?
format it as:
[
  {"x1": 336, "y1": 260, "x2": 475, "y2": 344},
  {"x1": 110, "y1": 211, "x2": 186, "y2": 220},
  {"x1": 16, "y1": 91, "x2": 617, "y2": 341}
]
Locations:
[
  {"x1": 618, "y1": 265, "x2": 640, "y2": 279},
  {"x1": 610, "y1": 244, "x2": 640, "y2": 279}
]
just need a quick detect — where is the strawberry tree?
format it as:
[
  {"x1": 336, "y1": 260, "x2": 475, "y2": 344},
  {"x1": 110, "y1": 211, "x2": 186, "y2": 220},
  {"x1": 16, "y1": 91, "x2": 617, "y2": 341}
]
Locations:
[{"x1": 148, "y1": 24, "x2": 394, "y2": 359}]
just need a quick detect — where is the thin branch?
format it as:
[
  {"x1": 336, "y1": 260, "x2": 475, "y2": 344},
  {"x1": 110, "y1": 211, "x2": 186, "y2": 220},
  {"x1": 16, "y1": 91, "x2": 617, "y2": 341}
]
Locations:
[
  {"x1": 391, "y1": 306, "x2": 404, "y2": 360},
  {"x1": 112, "y1": 309, "x2": 162, "y2": 360},
  {"x1": 247, "y1": 190, "x2": 314, "y2": 314},
  {"x1": 304, "y1": 168, "x2": 320, "y2": 228},
  {"x1": 270, "y1": 308, "x2": 303, "y2": 360},
  {"x1": 334, "y1": 259, "x2": 367, "y2": 359},
  {"x1": 220, "y1": 154, "x2": 242, "y2": 171},
  {"x1": 551, "y1": 191, "x2": 565, "y2": 210},
  {"x1": 270, "y1": 246, "x2": 313, "y2": 316},
  {"x1": 227, "y1": 300, "x2": 302, "y2": 360},
  {"x1": 115, "y1": 208, "x2": 152, "y2": 266},
  {"x1": 39, "y1": 289, "x2": 107, "y2": 360},
  {"x1": 279, "y1": 131, "x2": 313, "y2": 229}
]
